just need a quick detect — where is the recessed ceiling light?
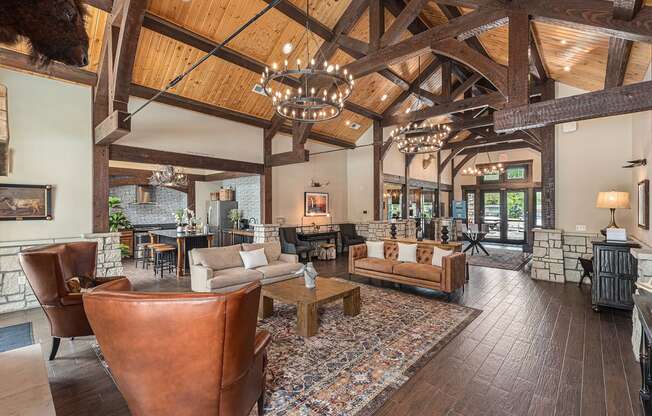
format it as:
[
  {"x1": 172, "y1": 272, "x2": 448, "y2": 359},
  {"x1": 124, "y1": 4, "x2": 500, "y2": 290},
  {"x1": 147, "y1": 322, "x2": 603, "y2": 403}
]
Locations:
[
  {"x1": 349, "y1": 122, "x2": 361, "y2": 130},
  {"x1": 563, "y1": 65, "x2": 571, "y2": 72},
  {"x1": 282, "y1": 42, "x2": 293, "y2": 55},
  {"x1": 345, "y1": 120, "x2": 351, "y2": 126},
  {"x1": 405, "y1": 108, "x2": 411, "y2": 114},
  {"x1": 380, "y1": 94, "x2": 388, "y2": 101},
  {"x1": 560, "y1": 39, "x2": 567, "y2": 45}
]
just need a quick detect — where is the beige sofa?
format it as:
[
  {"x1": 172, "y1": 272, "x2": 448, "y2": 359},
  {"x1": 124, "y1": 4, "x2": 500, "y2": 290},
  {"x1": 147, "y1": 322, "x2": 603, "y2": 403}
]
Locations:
[{"x1": 189, "y1": 242, "x2": 303, "y2": 292}]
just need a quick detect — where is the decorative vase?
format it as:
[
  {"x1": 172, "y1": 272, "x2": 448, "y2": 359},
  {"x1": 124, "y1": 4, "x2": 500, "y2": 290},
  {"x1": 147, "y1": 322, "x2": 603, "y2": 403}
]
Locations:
[
  {"x1": 303, "y1": 262, "x2": 317, "y2": 289},
  {"x1": 390, "y1": 222, "x2": 398, "y2": 239},
  {"x1": 441, "y1": 225, "x2": 449, "y2": 244}
]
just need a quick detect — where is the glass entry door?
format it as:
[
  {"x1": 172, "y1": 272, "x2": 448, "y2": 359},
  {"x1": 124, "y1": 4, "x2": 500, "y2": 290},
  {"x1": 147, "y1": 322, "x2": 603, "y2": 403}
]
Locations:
[
  {"x1": 480, "y1": 190, "x2": 528, "y2": 244},
  {"x1": 481, "y1": 191, "x2": 502, "y2": 241}
]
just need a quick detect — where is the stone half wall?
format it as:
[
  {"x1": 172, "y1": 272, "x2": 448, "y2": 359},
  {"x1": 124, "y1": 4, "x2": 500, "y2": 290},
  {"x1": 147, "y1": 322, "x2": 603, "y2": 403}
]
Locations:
[
  {"x1": 0, "y1": 233, "x2": 123, "y2": 314},
  {"x1": 531, "y1": 228, "x2": 601, "y2": 283},
  {"x1": 355, "y1": 220, "x2": 417, "y2": 241}
]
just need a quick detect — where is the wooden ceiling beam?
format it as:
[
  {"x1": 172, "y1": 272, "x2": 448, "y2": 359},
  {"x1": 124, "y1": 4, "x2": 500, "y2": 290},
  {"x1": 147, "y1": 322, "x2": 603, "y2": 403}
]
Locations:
[
  {"x1": 437, "y1": 4, "x2": 491, "y2": 58},
  {"x1": 380, "y1": 0, "x2": 431, "y2": 48},
  {"x1": 507, "y1": 11, "x2": 530, "y2": 108},
  {"x1": 110, "y1": 145, "x2": 265, "y2": 174},
  {"x1": 261, "y1": 0, "x2": 333, "y2": 41},
  {"x1": 204, "y1": 172, "x2": 258, "y2": 182},
  {"x1": 109, "y1": 166, "x2": 205, "y2": 182},
  {"x1": 442, "y1": 132, "x2": 528, "y2": 151},
  {"x1": 381, "y1": 57, "x2": 444, "y2": 118},
  {"x1": 369, "y1": 0, "x2": 385, "y2": 52},
  {"x1": 604, "y1": 0, "x2": 642, "y2": 88},
  {"x1": 456, "y1": 140, "x2": 539, "y2": 155},
  {"x1": 344, "y1": 9, "x2": 508, "y2": 79},
  {"x1": 452, "y1": 151, "x2": 479, "y2": 177},
  {"x1": 0, "y1": 48, "x2": 96, "y2": 85},
  {"x1": 494, "y1": 80, "x2": 652, "y2": 132},
  {"x1": 529, "y1": 26, "x2": 548, "y2": 82},
  {"x1": 268, "y1": 149, "x2": 310, "y2": 167}
]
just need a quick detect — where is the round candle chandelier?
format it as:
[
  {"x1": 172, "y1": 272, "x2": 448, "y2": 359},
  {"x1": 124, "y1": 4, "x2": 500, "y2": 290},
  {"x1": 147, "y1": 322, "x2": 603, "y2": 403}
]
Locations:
[
  {"x1": 461, "y1": 152, "x2": 505, "y2": 176},
  {"x1": 260, "y1": 0, "x2": 354, "y2": 123},
  {"x1": 149, "y1": 165, "x2": 188, "y2": 187},
  {"x1": 391, "y1": 57, "x2": 451, "y2": 154}
]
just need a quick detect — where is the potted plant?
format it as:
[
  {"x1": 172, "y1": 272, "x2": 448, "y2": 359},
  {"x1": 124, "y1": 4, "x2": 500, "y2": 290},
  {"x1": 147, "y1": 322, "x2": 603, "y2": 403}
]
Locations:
[
  {"x1": 174, "y1": 209, "x2": 185, "y2": 232},
  {"x1": 228, "y1": 209, "x2": 242, "y2": 230},
  {"x1": 108, "y1": 196, "x2": 131, "y2": 232}
]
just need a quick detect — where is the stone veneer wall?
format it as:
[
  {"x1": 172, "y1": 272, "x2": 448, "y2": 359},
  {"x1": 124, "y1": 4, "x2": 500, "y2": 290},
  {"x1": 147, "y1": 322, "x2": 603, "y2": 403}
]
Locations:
[
  {"x1": 354, "y1": 219, "x2": 417, "y2": 241},
  {"x1": 632, "y1": 248, "x2": 652, "y2": 359},
  {"x1": 110, "y1": 185, "x2": 186, "y2": 225},
  {"x1": 253, "y1": 224, "x2": 280, "y2": 243},
  {"x1": 531, "y1": 228, "x2": 603, "y2": 283},
  {"x1": 0, "y1": 233, "x2": 123, "y2": 314}
]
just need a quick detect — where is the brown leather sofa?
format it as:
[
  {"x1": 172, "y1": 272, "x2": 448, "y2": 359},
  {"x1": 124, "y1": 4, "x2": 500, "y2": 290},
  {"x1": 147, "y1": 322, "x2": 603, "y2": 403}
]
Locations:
[
  {"x1": 19, "y1": 241, "x2": 105, "y2": 360},
  {"x1": 83, "y1": 278, "x2": 272, "y2": 416},
  {"x1": 349, "y1": 240, "x2": 466, "y2": 295}
]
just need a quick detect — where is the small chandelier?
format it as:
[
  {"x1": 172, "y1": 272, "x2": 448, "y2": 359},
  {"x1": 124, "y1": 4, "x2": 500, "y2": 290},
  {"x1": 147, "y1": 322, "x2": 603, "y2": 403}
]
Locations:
[
  {"x1": 392, "y1": 57, "x2": 451, "y2": 154},
  {"x1": 461, "y1": 153, "x2": 505, "y2": 176},
  {"x1": 260, "y1": 0, "x2": 354, "y2": 123},
  {"x1": 149, "y1": 165, "x2": 188, "y2": 187}
]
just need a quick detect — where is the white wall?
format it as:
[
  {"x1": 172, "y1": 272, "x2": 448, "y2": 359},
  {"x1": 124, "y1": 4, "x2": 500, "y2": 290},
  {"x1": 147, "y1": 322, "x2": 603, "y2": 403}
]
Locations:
[
  {"x1": 347, "y1": 128, "x2": 374, "y2": 222},
  {"x1": 121, "y1": 98, "x2": 264, "y2": 164},
  {"x1": 555, "y1": 83, "x2": 634, "y2": 233},
  {"x1": 630, "y1": 65, "x2": 652, "y2": 245},
  {"x1": 0, "y1": 69, "x2": 93, "y2": 242}
]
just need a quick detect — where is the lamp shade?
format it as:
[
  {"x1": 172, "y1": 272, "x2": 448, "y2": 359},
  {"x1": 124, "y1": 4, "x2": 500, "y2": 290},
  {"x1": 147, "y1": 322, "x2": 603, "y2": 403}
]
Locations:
[{"x1": 596, "y1": 191, "x2": 630, "y2": 209}]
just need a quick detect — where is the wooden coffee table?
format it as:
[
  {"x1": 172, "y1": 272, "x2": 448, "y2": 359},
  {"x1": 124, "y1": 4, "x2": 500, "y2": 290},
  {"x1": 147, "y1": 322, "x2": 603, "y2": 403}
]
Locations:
[{"x1": 259, "y1": 277, "x2": 361, "y2": 337}]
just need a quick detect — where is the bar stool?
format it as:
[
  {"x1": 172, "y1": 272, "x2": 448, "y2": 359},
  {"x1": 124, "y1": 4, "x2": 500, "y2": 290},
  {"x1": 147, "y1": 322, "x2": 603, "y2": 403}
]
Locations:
[
  {"x1": 134, "y1": 242, "x2": 152, "y2": 268},
  {"x1": 152, "y1": 244, "x2": 177, "y2": 277},
  {"x1": 144, "y1": 243, "x2": 168, "y2": 271}
]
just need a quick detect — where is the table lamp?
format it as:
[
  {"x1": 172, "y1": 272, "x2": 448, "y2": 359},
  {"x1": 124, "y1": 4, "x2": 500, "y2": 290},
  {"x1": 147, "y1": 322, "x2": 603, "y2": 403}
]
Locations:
[{"x1": 596, "y1": 191, "x2": 630, "y2": 235}]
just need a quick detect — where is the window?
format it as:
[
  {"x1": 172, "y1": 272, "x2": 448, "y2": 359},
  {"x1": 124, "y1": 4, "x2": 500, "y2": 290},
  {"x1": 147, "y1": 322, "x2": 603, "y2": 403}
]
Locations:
[
  {"x1": 506, "y1": 165, "x2": 527, "y2": 181},
  {"x1": 481, "y1": 171, "x2": 500, "y2": 182},
  {"x1": 466, "y1": 191, "x2": 475, "y2": 224}
]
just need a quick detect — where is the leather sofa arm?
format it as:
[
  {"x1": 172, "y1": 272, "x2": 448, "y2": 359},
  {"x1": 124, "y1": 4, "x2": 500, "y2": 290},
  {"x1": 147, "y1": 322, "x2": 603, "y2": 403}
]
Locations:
[
  {"x1": 442, "y1": 252, "x2": 466, "y2": 293},
  {"x1": 254, "y1": 330, "x2": 272, "y2": 357},
  {"x1": 348, "y1": 243, "x2": 367, "y2": 273},
  {"x1": 60, "y1": 293, "x2": 84, "y2": 306},
  {"x1": 279, "y1": 253, "x2": 299, "y2": 264},
  {"x1": 190, "y1": 265, "x2": 213, "y2": 292}
]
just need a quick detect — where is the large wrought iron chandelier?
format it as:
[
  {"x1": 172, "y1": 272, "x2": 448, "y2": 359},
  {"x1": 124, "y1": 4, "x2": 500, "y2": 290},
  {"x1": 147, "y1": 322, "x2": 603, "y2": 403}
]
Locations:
[
  {"x1": 461, "y1": 152, "x2": 504, "y2": 176},
  {"x1": 260, "y1": 0, "x2": 354, "y2": 123},
  {"x1": 149, "y1": 165, "x2": 188, "y2": 187},
  {"x1": 392, "y1": 57, "x2": 451, "y2": 154}
]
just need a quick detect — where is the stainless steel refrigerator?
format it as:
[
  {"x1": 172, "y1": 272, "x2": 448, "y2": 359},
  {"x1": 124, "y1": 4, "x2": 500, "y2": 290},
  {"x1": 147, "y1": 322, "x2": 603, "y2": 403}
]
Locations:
[{"x1": 206, "y1": 200, "x2": 238, "y2": 230}]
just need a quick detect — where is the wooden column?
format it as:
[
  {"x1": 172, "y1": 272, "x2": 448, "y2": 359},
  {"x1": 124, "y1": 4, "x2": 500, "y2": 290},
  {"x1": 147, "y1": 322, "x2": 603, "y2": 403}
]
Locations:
[
  {"x1": 373, "y1": 120, "x2": 384, "y2": 220},
  {"x1": 507, "y1": 11, "x2": 530, "y2": 108},
  {"x1": 402, "y1": 155, "x2": 410, "y2": 219},
  {"x1": 435, "y1": 150, "x2": 441, "y2": 218},
  {"x1": 540, "y1": 78, "x2": 555, "y2": 228},
  {"x1": 450, "y1": 154, "x2": 455, "y2": 215},
  {"x1": 92, "y1": 87, "x2": 110, "y2": 233},
  {"x1": 261, "y1": 131, "x2": 273, "y2": 224},
  {"x1": 187, "y1": 179, "x2": 196, "y2": 213}
]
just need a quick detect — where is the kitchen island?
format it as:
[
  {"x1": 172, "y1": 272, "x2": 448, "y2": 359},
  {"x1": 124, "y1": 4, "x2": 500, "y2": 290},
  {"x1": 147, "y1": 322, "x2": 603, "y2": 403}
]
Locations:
[{"x1": 149, "y1": 230, "x2": 214, "y2": 279}]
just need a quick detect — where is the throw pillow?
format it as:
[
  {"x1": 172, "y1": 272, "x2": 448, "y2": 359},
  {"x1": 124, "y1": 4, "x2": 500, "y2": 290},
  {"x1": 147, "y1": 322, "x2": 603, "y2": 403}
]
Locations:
[
  {"x1": 366, "y1": 241, "x2": 384, "y2": 259},
  {"x1": 397, "y1": 243, "x2": 417, "y2": 263},
  {"x1": 239, "y1": 248, "x2": 268, "y2": 269},
  {"x1": 432, "y1": 247, "x2": 453, "y2": 267}
]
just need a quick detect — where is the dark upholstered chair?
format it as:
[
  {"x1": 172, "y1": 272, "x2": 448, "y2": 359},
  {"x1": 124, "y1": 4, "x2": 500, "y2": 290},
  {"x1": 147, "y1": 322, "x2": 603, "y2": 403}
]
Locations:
[
  {"x1": 280, "y1": 227, "x2": 311, "y2": 262},
  {"x1": 339, "y1": 223, "x2": 365, "y2": 251},
  {"x1": 84, "y1": 279, "x2": 271, "y2": 416},
  {"x1": 19, "y1": 242, "x2": 103, "y2": 360}
]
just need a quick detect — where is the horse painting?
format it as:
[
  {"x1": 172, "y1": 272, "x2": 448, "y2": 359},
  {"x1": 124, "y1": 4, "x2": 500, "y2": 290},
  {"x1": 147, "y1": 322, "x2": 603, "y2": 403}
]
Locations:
[{"x1": 0, "y1": 0, "x2": 90, "y2": 67}]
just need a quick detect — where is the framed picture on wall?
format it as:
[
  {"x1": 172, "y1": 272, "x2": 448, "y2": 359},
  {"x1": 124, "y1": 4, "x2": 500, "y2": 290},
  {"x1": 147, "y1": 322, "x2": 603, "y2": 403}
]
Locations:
[
  {"x1": 0, "y1": 184, "x2": 53, "y2": 221},
  {"x1": 305, "y1": 192, "x2": 329, "y2": 216},
  {"x1": 639, "y1": 180, "x2": 649, "y2": 229}
]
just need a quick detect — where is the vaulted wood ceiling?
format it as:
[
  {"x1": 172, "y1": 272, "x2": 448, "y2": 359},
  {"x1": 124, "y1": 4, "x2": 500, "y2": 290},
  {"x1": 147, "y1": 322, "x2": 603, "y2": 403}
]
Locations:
[{"x1": 1, "y1": 0, "x2": 650, "y2": 145}]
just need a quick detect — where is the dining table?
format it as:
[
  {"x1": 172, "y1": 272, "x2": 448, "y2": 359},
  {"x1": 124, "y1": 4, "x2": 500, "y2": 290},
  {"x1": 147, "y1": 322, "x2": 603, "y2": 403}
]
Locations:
[
  {"x1": 149, "y1": 230, "x2": 214, "y2": 279},
  {"x1": 463, "y1": 231, "x2": 489, "y2": 256}
]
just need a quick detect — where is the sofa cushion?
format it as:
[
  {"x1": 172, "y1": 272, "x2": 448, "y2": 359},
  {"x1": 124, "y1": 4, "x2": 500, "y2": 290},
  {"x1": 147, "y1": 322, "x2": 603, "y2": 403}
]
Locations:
[
  {"x1": 207, "y1": 267, "x2": 263, "y2": 289},
  {"x1": 432, "y1": 247, "x2": 453, "y2": 267},
  {"x1": 242, "y1": 242, "x2": 282, "y2": 262},
  {"x1": 397, "y1": 243, "x2": 417, "y2": 263},
  {"x1": 192, "y1": 245, "x2": 243, "y2": 270},
  {"x1": 256, "y1": 261, "x2": 303, "y2": 279},
  {"x1": 240, "y1": 248, "x2": 268, "y2": 269},
  {"x1": 355, "y1": 258, "x2": 400, "y2": 274},
  {"x1": 365, "y1": 241, "x2": 384, "y2": 259},
  {"x1": 393, "y1": 263, "x2": 442, "y2": 283}
]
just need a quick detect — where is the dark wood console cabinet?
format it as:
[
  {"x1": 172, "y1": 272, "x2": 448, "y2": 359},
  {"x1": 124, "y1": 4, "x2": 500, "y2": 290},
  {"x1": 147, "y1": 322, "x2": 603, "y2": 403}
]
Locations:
[{"x1": 592, "y1": 240, "x2": 640, "y2": 312}]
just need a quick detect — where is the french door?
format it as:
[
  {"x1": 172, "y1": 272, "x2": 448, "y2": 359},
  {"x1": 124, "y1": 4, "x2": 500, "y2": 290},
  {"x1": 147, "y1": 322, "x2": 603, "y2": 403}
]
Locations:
[{"x1": 480, "y1": 190, "x2": 528, "y2": 244}]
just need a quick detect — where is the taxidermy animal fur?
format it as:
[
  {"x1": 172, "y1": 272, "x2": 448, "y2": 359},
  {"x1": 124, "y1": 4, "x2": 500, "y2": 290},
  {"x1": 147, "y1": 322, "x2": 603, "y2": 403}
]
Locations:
[{"x1": 0, "y1": 0, "x2": 90, "y2": 67}]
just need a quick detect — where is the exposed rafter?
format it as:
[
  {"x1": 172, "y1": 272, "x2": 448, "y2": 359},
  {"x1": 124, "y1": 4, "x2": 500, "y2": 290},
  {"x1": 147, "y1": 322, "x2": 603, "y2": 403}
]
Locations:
[{"x1": 604, "y1": 0, "x2": 643, "y2": 88}]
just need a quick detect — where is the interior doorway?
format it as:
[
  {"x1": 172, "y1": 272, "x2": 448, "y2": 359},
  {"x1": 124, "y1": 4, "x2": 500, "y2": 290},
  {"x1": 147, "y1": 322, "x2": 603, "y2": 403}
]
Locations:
[{"x1": 479, "y1": 189, "x2": 528, "y2": 244}]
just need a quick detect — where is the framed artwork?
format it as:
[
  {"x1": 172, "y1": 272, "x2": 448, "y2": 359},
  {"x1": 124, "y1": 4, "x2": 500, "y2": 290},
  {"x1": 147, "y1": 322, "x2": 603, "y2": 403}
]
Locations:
[
  {"x1": 304, "y1": 192, "x2": 329, "y2": 216},
  {"x1": 639, "y1": 180, "x2": 649, "y2": 229},
  {"x1": 0, "y1": 184, "x2": 52, "y2": 221}
]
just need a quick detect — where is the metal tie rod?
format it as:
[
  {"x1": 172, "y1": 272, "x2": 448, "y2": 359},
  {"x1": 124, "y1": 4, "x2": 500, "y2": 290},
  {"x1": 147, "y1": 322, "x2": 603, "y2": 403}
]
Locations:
[{"x1": 125, "y1": 0, "x2": 282, "y2": 122}]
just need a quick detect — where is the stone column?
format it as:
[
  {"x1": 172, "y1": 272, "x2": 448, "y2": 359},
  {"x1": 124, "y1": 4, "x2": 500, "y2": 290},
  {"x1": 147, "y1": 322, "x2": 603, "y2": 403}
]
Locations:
[
  {"x1": 562, "y1": 232, "x2": 601, "y2": 283},
  {"x1": 253, "y1": 224, "x2": 280, "y2": 243},
  {"x1": 531, "y1": 228, "x2": 564, "y2": 282}
]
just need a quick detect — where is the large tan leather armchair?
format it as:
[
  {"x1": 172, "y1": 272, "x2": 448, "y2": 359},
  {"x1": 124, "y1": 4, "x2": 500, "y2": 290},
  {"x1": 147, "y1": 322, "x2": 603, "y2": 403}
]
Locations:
[
  {"x1": 84, "y1": 278, "x2": 272, "y2": 416},
  {"x1": 19, "y1": 242, "x2": 102, "y2": 360}
]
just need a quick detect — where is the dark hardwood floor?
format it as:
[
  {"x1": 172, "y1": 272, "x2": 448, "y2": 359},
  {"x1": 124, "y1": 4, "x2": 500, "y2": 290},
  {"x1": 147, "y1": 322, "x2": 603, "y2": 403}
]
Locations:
[{"x1": 0, "y1": 257, "x2": 642, "y2": 416}]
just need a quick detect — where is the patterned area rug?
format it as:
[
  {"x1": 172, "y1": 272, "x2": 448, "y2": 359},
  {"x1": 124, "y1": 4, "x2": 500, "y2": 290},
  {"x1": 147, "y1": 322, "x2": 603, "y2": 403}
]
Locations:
[
  {"x1": 464, "y1": 244, "x2": 532, "y2": 271},
  {"x1": 93, "y1": 280, "x2": 480, "y2": 415},
  {"x1": 0, "y1": 322, "x2": 33, "y2": 353}
]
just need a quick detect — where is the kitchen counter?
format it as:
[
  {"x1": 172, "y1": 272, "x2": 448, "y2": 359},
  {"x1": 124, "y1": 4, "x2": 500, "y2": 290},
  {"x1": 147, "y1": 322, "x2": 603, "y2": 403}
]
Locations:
[
  {"x1": 149, "y1": 230, "x2": 215, "y2": 279},
  {"x1": 150, "y1": 229, "x2": 215, "y2": 239}
]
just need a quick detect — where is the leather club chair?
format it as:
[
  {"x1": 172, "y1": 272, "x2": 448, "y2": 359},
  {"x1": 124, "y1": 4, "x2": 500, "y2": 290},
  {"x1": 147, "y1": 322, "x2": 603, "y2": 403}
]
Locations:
[
  {"x1": 280, "y1": 227, "x2": 311, "y2": 262},
  {"x1": 19, "y1": 241, "x2": 104, "y2": 360},
  {"x1": 83, "y1": 278, "x2": 272, "y2": 416},
  {"x1": 339, "y1": 223, "x2": 365, "y2": 251}
]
